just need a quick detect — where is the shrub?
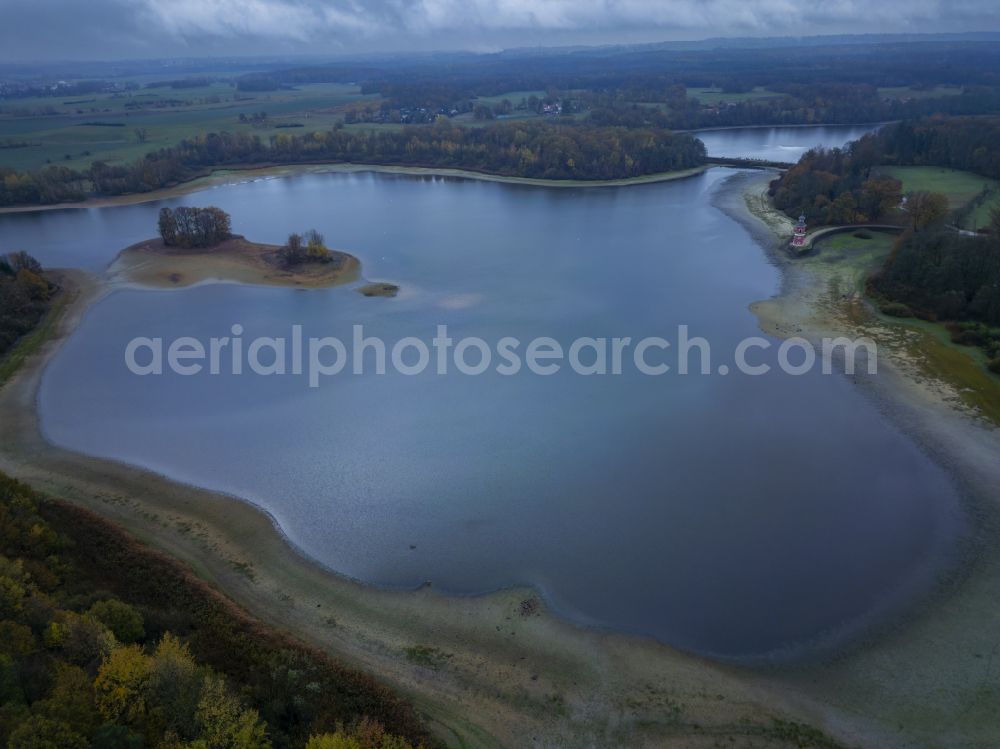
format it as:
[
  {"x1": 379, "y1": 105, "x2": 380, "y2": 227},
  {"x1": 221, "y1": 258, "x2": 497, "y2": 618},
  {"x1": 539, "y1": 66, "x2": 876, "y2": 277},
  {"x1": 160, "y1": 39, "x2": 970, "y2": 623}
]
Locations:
[
  {"x1": 947, "y1": 323, "x2": 985, "y2": 347},
  {"x1": 880, "y1": 302, "x2": 913, "y2": 318},
  {"x1": 88, "y1": 600, "x2": 144, "y2": 644},
  {"x1": 281, "y1": 229, "x2": 332, "y2": 265}
]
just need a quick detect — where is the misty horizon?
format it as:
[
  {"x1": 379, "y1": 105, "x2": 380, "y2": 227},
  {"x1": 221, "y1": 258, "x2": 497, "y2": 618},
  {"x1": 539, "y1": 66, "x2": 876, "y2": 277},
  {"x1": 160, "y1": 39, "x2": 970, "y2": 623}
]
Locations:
[
  {"x1": 2, "y1": 31, "x2": 1000, "y2": 70},
  {"x1": 3, "y1": 0, "x2": 1000, "y2": 63}
]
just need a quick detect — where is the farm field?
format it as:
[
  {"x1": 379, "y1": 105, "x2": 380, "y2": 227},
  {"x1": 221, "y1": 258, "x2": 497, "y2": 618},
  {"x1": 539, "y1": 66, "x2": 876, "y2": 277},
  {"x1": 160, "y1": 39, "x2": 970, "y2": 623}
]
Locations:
[
  {"x1": 687, "y1": 86, "x2": 786, "y2": 105},
  {"x1": 0, "y1": 81, "x2": 379, "y2": 171},
  {"x1": 877, "y1": 85, "x2": 964, "y2": 100}
]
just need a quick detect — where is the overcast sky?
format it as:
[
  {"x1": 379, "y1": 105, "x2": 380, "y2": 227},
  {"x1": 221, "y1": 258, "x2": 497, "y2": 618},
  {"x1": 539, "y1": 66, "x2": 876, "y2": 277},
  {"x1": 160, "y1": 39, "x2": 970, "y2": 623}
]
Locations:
[{"x1": 2, "y1": 0, "x2": 999, "y2": 62}]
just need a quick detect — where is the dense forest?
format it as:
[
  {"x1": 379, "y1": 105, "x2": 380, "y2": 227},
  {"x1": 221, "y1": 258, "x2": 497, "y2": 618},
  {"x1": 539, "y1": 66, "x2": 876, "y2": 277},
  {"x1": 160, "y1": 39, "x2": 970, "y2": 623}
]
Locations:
[
  {"x1": 771, "y1": 147, "x2": 905, "y2": 226},
  {"x1": 873, "y1": 224, "x2": 1000, "y2": 323},
  {"x1": 0, "y1": 122, "x2": 707, "y2": 206},
  {"x1": 873, "y1": 118, "x2": 1000, "y2": 179},
  {"x1": 771, "y1": 117, "x2": 1000, "y2": 224},
  {"x1": 0, "y1": 471, "x2": 432, "y2": 749},
  {"x1": 0, "y1": 252, "x2": 54, "y2": 359},
  {"x1": 871, "y1": 224, "x2": 1000, "y2": 370}
]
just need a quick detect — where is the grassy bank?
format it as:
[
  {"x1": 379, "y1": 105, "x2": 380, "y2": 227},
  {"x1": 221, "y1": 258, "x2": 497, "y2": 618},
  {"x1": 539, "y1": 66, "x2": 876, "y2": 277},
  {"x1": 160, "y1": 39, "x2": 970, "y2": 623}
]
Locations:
[
  {"x1": 876, "y1": 313, "x2": 1000, "y2": 423},
  {"x1": 785, "y1": 229, "x2": 1000, "y2": 425}
]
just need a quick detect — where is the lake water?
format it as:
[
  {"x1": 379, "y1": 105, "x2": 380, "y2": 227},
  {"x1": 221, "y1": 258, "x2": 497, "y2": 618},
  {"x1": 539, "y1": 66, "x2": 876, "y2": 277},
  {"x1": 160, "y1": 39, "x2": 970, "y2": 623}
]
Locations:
[
  {"x1": 695, "y1": 124, "x2": 880, "y2": 162},
  {"x1": 3, "y1": 125, "x2": 964, "y2": 659}
]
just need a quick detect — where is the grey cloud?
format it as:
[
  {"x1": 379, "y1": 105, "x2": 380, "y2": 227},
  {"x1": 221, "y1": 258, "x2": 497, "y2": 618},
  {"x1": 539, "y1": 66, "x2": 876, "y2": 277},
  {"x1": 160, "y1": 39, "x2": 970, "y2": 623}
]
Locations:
[{"x1": 1, "y1": 0, "x2": 998, "y2": 61}]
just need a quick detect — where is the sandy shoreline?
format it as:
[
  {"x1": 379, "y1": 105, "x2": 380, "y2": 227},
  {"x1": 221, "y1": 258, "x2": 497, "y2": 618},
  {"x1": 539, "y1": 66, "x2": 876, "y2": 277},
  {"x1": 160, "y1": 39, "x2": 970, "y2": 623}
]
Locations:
[
  {"x1": 1, "y1": 168, "x2": 1000, "y2": 746},
  {"x1": 0, "y1": 162, "x2": 711, "y2": 215}
]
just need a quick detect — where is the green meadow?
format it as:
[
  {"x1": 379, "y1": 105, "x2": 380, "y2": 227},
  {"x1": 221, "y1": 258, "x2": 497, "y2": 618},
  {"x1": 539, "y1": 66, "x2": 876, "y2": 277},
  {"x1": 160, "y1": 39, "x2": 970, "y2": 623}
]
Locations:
[
  {"x1": 879, "y1": 165, "x2": 994, "y2": 206},
  {"x1": 879, "y1": 165, "x2": 999, "y2": 229},
  {"x1": 810, "y1": 229, "x2": 1000, "y2": 422}
]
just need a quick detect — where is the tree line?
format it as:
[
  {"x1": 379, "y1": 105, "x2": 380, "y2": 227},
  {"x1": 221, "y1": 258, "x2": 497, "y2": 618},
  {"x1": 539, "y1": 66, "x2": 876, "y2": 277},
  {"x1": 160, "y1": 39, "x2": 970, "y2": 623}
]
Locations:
[
  {"x1": 0, "y1": 122, "x2": 707, "y2": 206},
  {"x1": 873, "y1": 118, "x2": 1000, "y2": 180},
  {"x1": 0, "y1": 252, "x2": 54, "y2": 359},
  {"x1": 0, "y1": 471, "x2": 432, "y2": 749}
]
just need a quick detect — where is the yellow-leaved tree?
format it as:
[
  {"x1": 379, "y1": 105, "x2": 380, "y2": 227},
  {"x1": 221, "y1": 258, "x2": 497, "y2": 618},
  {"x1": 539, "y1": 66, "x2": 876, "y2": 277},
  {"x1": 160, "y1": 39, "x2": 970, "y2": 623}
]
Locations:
[{"x1": 94, "y1": 644, "x2": 154, "y2": 725}]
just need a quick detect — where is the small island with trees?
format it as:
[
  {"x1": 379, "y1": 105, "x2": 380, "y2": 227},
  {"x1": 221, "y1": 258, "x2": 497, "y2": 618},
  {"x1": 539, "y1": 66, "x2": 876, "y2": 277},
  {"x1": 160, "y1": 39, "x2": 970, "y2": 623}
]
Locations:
[{"x1": 112, "y1": 206, "x2": 362, "y2": 289}]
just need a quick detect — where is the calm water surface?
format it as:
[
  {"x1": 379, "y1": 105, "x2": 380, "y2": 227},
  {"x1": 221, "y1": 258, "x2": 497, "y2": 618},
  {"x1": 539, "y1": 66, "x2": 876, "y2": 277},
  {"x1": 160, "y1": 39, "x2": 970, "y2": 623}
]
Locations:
[
  {"x1": 695, "y1": 124, "x2": 880, "y2": 162},
  {"x1": 0, "y1": 126, "x2": 963, "y2": 659}
]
